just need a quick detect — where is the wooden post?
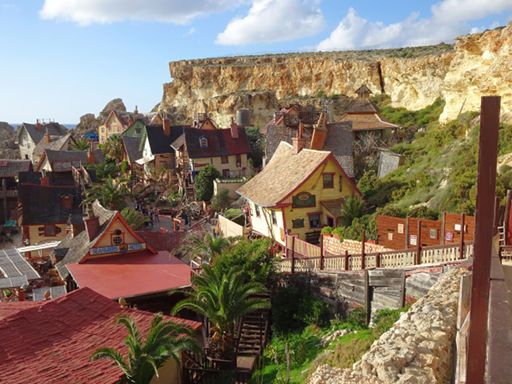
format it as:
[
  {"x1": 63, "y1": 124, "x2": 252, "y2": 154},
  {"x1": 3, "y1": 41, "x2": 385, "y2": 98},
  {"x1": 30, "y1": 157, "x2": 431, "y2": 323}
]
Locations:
[
  {"x1": 494, "y1": 196, "x2": 500, "y2": 235},
  {"x1": 405, "y1": 216, "x2": 409, "y2": 248},
  {"x1": 504, "y1": 189, "x2": 512, "y2": 245},
  {"x1": 344, "y1": 250, "x2": 349, "y2": 271},
  {"x1": 466, "y1": 96, "x2": 500, "y2": 384},
  {"x1": 320, "y1": 235, "x2": 325, "y2": 270},
  {"x1": 290, "y1": 236, "x2": 296, "y2": 274},
  {"x1": 441, "y1": 212, "x2": 446, "y2": 245},
  {"x1": 361, "y1": 230, "x2": 366, "y2": 270},
  {"x1": 376, "y1": 253, "x2": 381, "y2": 268},
  {"x1": 364, "y1": 270, "x2": 371, "y2": 326},
  {"x1": 415, "y1": 219, "x2": 422, "y2": 265},
  {"x1": 459, "y1": 213, "x2": 466, "y2": 260}
]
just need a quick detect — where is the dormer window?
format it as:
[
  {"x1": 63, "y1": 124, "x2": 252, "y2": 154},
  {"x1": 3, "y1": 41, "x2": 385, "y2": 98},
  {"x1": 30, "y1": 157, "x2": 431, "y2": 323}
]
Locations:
[
  {"x1": 111, "y1": 229, "x2": 124, "y2": 246},
  {"x1": 199, "y1": 136, "x2": 208, "y2": 148}
]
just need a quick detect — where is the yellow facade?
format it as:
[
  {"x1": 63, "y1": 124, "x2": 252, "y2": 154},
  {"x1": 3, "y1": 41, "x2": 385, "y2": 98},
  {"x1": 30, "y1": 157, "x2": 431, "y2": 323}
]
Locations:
[
  {"x1": 99, "y1": 115, "x2": 125, "y2": 144},
  {"x1": 25, "y1": 223, "x2": 69, "y2": 257},
  {"x1": 191, "y1": 153, "x2": 249, "y2": 178}
]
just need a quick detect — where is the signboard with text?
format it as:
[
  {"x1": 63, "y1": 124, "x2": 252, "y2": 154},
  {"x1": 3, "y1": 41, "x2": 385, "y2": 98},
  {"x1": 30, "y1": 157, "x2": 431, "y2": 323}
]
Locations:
[{"x1": 90, "y1": 242, "x2": 146, "y2": 256}]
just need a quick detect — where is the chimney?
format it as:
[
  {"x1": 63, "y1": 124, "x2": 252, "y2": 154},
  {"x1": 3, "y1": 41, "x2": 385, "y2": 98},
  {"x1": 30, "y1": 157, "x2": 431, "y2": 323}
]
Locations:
[
  {"x1": 40, "y1": 170, "x2": 50, "y2": 187},
  {"x1": 87, "y1": 149, "x2": 95, "y2": 165},
  {"x1": 292, "y1": 121, "x2": 306, "y2": 154},
  {"x1": 84, "y1": 203, "x2": 100, "y2": 241},
  {"x1": 163, "y1": 118, "x2": 171, "y2": 137},
  {"x1": 230, "y1": 118, "x2": 239, "y2": 139},
  {"x1": 44, "y1": 127, "x2": 51, "y2": 144}
]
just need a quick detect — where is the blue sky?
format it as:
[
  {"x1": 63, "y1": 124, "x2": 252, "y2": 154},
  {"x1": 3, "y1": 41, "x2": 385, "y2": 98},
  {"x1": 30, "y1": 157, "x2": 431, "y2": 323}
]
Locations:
[{"x1": 0, "y1": 0, "x2": 510, "y2": 124}]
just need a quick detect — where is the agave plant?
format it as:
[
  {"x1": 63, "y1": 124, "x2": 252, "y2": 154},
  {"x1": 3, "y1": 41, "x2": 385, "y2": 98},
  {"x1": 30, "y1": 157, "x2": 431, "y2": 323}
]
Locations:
[
  {"x1": 172, "y1": 266, "x2": 269, "y2": 361},
  {"x1": 91, "y1": 314, "x2": 199, "y2": 384}
]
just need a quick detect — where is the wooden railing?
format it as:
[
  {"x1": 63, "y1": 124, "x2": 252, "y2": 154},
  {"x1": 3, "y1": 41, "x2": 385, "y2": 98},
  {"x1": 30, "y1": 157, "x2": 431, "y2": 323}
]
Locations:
[{"x1": 277, "y1": 241, "x2": 474, "y2": 274}]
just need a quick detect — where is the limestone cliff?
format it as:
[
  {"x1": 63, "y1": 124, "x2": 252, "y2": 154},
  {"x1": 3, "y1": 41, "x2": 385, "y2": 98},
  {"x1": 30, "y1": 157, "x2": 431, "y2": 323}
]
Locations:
[{"x1": 160, "y1": 24, "x2": 512, "y2": 126}]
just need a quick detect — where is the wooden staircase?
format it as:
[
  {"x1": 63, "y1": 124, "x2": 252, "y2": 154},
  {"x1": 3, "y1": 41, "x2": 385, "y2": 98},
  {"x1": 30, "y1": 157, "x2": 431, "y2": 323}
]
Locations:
[{"x1": 498, "y1": 225, "x2": 506, "y2": 247}]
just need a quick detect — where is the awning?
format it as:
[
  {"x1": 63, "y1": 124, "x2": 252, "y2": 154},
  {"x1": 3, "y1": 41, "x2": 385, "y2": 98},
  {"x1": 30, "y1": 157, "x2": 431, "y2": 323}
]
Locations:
[{"x1": 320, "y1": 198, "x2": 345, "y2": 218}]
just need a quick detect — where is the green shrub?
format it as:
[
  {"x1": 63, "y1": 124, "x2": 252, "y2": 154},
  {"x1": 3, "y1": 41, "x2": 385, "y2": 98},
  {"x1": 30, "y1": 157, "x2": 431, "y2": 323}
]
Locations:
[
  {"x1": 321, "y1": 226, "x2": 333, "y2": 235},
  {"x1": 345, "y1": 307, "x2": 368, "y2": 329},
  {"x1": 194, "y1": 165, "x2": 220, "y2": 201}
]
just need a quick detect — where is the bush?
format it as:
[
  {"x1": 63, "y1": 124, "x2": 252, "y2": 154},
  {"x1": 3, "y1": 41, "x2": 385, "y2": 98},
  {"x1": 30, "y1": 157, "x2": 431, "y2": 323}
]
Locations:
[
  {"x1": 345, "y1": 307, "x2": 367, "y2": 329},
  {"x1": 120, "y1": 207, "x2": 146, "y2": 230},
  {"x1": 194, "y1": 165, "x2": 220, "y2": 201},
  {"x1": 211, "y1": 189, "x2": 231, "y2": 211},
  {"x1": 272, "y1": 282, "x2": 330, "y2": 334},
  {"x1": 213, "y1": 239, "x2": 274, "y2": 284}
]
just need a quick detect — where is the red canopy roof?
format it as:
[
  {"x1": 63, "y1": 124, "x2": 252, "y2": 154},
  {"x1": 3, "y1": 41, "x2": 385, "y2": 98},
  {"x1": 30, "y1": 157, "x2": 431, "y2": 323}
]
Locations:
[
  {"x1": 68, "y1": 251, "x2": 192, "y2": 299},
  {"x1": 0, "y1": 287, "x2": 200, "y2": 384}
]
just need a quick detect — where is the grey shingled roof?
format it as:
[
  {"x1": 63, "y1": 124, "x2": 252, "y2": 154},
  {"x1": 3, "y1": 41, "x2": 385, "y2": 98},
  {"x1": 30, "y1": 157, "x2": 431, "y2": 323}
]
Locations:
[
  {"x1": 32, "y1": 133, "x2": 73, "y2": 160},
  {"x1": 0, "y1": 160, "x2": 32, "y2": 178},
  {"x1": 45, "y1": 149, "x2": 104, "y2": 171},
  {"x1": 54, "y1": 201, "x2": 117, "y2": 279},
  {"x1": 237, "y1": 142, "x2": 331, "y2": 207},
  {"x1": 18, "y1": 123, "x2": 67, "y2": 144},
  {"x1": 122, "y1": 136, "x2": 143, "y2": 163},
  {"x1": 0, "y1": 249, "x2": 40, "y2": 288}
]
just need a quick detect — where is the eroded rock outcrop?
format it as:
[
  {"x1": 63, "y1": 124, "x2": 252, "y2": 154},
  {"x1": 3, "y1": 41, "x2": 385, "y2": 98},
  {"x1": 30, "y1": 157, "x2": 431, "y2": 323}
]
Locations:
[
  {"x1": 160, "y1": 24, "x2": 512, "y2": 125},
  {"x1": 308, "y1": 267, "x2": 468, "y2": 384}
]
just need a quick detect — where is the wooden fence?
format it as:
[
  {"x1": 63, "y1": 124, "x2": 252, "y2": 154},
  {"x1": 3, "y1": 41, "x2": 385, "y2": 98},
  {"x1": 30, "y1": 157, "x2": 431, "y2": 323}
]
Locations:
[{"x1": 278, "y1": 235, "x2": 474, "y2": 273}]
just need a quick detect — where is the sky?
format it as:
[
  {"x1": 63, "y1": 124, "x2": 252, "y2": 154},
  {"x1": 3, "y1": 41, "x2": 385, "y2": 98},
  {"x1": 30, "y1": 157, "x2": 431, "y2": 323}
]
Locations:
[{"x1": 0, "y1": 0, "x2": 511, "y2": 124}]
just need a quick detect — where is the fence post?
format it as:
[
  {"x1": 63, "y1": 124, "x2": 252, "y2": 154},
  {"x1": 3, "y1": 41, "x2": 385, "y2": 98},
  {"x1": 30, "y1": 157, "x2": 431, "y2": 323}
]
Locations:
[
  {"x1": 344, "y1": 250, "x2": 349, "y2": 271},
  {"x1": 441, "y1": 212, "x2": 446, "y2": 245},
  {"x1": 361, "y1": 230, "x2": 366, "y2": 270},
  {"x1": 376, "y1": 253, "x2": 381, "y2": 268},
  {"x1": 320, "y1": 235, "x2": 324, "y2": 270},
  {"x1": 364, "y1": 270, "x2": 371, "y2": 326},
  {"x1": 290, "y1": 236, "x2": 296, "y2": 274},
  {"x1": 459, "y1": 213, "x2": 466, "y2": 259},
  {"x1": 415, "y1": 219, "x2": 422, "y2": 265},
  {"x1": 405, "y1": 216, "x2": 409, "y2": 248}
]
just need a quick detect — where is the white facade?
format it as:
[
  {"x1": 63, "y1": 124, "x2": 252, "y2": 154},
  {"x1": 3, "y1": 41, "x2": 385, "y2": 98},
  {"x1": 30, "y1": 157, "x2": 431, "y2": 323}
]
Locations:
[
  {"x1": 18, "y1": 129, "x2": 35, "y2": 161},
  {"x1": 247, "y1": 200, "x2": 286, "y2": 245}
]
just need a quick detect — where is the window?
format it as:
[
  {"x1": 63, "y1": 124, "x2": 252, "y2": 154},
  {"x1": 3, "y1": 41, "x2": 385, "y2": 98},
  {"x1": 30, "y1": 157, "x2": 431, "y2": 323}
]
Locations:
[
  {"x1": 236, "y1": 154, "x2": 242, "y2": 167},
  {"x1": 323, "y1": 173, "x2": 334, "y2": 189},
  {"x1": 199, "y1": 136, "x2": 208, "y2": 148},
  {"x1": 397, "y1": 223, "x2": 405, "y2": 234},
  {"x1": 111, "y1": 229, "x2": 124, "y2": 246},
  {"x1": 221, "y1": 155, "x2": 229, "y2": 164},
  {"x1": 255, "y1": 205, "x2": 261, "y2": 217},
  {"x1": 271, "y1": 211, "x2": 277, "y2": 225},
  {"x1": 135, "y1": 128, "x2": 141, "y2": 134},
  {"x1": 44, "y1": 224, "x2": 61, "y2": 237},
  {"x1": 339, "y1": 176, "x2": 343, "y2": 192},
  {"x1": 292, "y1": 218, "x2": 304, "y2": 228},
  {"x1": 387, "y1": 231, "x2": 394, "y2": 240},
  {"x1": 222, "y1": 169, "x2": 230, "y2": 178},
  {"x1": 308, "y1": 213, "x2": 321, "y2": 228}
]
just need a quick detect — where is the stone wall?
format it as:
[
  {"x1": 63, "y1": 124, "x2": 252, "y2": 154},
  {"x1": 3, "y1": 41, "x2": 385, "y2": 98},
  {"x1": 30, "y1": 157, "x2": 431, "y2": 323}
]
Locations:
[
  {"x1": 323, "y1": 235, "x2": 392, "y2": 256},
  {"x1": 309, "y1": 267, "x2": 468, "y2": 384}
]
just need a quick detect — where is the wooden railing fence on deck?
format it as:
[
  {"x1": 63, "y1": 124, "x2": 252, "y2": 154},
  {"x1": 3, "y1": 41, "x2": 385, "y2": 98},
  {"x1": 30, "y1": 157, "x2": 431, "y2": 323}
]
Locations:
[{"x1": 279, "y1": 235, "x2": 474, "y2": 273}]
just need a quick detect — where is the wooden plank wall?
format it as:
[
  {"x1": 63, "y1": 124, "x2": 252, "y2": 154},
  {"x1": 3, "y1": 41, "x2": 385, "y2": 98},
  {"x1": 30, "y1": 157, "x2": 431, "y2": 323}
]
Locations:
[
  {"x1": 368, "y1": 269, "x2": 405, "y2": 311},
  {"x1": 377, "y1": 214, "x2": 475, "y2": 250}
]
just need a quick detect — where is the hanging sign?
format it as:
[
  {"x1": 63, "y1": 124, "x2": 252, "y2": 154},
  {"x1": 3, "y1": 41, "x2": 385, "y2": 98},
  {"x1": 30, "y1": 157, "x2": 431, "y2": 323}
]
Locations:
[{"x1": 90, "y1": 242, "x2": 146, "y2": 256}]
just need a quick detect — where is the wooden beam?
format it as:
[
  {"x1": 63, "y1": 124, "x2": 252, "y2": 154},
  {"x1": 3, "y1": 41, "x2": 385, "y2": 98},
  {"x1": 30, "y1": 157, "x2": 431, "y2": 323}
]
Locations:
[{"x1": 466, "y1": 96, "x2": 501, "y2": 384}]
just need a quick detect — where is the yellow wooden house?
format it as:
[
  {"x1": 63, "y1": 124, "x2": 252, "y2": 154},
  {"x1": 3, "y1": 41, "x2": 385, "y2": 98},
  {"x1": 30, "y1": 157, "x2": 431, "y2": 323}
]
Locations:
[{"x1": 237, "y1": 137, "x2": 360, "y2": 245}]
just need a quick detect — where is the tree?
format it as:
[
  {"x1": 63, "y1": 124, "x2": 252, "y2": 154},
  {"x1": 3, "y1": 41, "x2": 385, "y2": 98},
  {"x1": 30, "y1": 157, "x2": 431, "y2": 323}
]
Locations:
[
  {"x1": 121, "y1": 207, "x2": 147, "y2": 230},
  {"x1": 91, "y1": 314, "x2": 199, "y2": 384},
  {"x1": 85, "y1": 176, "x2": 130, "y2": 211},
  {"x1": 211, "y1": 189, "x2": 231, "y2": 212},
  {"x1": 172, "y1": 266, "x2": 269, "y2": 360},
  {"x1": 182, "y1": 233, "x2": 234, "y2": 264},
  {"x1": 102, "y1": 134, "x2": 124, "y2": 164},
  {"x1": 194, "y1": 166, "x2": 220, "y2": 201},
  {"x1": 71, "y1": 138, "x2": 91, "y2": 151},
  {"x1": 340, "y1": 195, "x2": 365, "y2": 227},
  {"x1": 245, "y1": 127, "x2": 265, "y2": 169}
]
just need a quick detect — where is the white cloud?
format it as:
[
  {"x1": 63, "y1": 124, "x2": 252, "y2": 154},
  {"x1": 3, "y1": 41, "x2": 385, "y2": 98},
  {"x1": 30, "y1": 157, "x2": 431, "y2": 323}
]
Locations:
[
  {"x1": 317, "y1": 0, "x2": 512, "y2": 51},
  {"x1": 40, "y1": 0, "x2": 246, "y2": 26},
  {"x1": 216, "y1": 0, "x2": 324, "y2": 45}
]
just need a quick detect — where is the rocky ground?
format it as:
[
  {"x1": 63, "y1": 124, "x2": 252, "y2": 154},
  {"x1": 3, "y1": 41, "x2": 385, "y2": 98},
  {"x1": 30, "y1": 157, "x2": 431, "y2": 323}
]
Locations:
[{"x1": 308, "y1": 267, "x2": 468, "y2": 384}]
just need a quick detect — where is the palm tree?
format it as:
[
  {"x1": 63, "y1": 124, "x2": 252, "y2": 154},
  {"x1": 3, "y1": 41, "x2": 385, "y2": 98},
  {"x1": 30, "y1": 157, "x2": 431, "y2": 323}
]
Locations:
[
  {"x1": 172, "y1": 266, "x2": 269, "y2": 360},
  {"x1": 85, "y1": 176, "x2": 130, "y2": 211},
  {"x1": 102, "y1": 134, "x2": 125, "y2": 164},
  {"x1": 339, "y1": 195, "x2": 365, "y2": 227},
  {"x1": 71, "y1": 138, "x2": 91, "y2": 151},
  {"x1": 91, "y1": 314, "x2": 200, "y2": 384},
  {"x1": 182, "y1": 233, "x2": 235, "y2": 264},
  {"x1": 121, "y1": 207, "x2": 147, "y2": 230}
]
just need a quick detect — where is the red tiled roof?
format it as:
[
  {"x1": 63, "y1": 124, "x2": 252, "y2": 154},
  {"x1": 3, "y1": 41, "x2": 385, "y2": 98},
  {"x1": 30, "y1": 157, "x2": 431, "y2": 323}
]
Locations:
[
  {"x1": 0, "y1": 287, "x2": 200, "y2": 384},
  {"x1": 136, "y1": 230, "x2": 185, "y2": 252},
  {"x1": 68, "y1": 251, "x2": 192, "y2": 299},
  {"x1": 0, "y1": 301, "x2": 38, "y2": 320}
]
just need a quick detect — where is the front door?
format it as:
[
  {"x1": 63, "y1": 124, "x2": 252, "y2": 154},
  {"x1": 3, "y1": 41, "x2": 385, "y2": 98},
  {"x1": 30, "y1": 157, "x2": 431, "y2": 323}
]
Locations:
[{"x1": 327, "y1": 216, "x2": 334, "y2": 227}]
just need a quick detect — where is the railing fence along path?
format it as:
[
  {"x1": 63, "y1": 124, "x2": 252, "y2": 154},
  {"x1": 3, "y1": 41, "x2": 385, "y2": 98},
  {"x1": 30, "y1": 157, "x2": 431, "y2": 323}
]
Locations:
[{"x1": 278, "y1": 235, "x2": 474, "y2": 273}]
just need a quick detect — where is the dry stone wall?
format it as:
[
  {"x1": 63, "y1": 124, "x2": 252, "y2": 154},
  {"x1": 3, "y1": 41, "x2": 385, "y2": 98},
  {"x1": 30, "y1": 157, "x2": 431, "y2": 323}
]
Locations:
[{"x1": 309, "y1": 267, "x2": 468, "y2": 384}]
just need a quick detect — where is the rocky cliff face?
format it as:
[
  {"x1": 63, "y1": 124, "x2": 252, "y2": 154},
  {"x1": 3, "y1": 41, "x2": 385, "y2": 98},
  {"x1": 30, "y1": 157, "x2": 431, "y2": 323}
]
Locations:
[{"x1": 160, "y1": 24, "x2": 512, "y2": 126}]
